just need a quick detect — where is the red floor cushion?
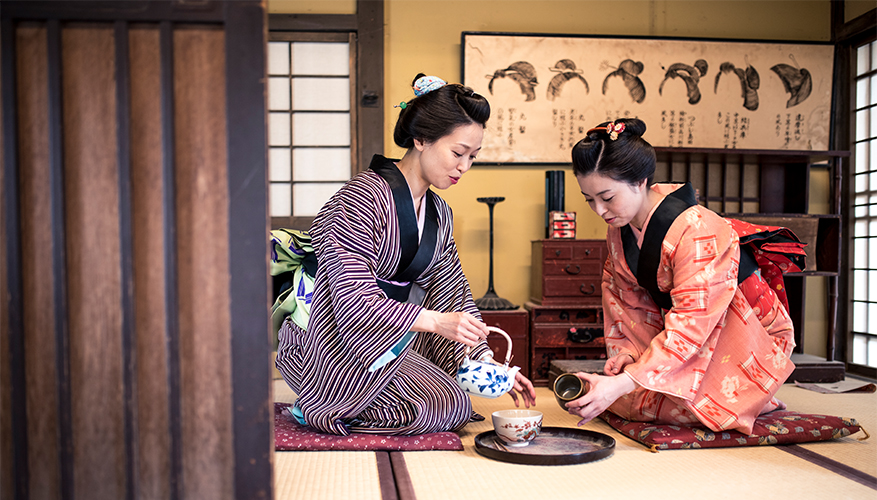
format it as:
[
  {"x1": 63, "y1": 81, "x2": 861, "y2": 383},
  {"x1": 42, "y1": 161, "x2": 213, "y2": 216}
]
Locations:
[
  {"x1": 274, "y1": 403, "x2": 464, "y2": 451},
  {"x1": 600, "y1": 410, "x2": 863, "y2": 451}
]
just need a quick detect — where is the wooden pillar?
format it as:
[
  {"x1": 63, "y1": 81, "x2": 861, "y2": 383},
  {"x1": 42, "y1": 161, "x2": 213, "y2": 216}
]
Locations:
[{"x1": 1, "y1": 2, "x2": 271, "y2": 499}]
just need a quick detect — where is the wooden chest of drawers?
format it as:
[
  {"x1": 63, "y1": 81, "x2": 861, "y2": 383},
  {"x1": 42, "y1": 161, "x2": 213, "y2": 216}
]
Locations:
[
  {"x1": 527, "y1": 239, "x2": 609, "y2": 386},
  {"x1": 479, "y1": 308, "x2": 530, "y2": 381},
  {"x1": 530, "y1": 239, "x2": 606, "y2": 305}
]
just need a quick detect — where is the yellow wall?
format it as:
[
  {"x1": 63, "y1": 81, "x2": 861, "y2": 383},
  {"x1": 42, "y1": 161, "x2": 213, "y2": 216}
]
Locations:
[
  {"x1": 383, "y1": 0, "x2": 830, "y2": 311},
  {"x1": 269, "y1": 0, "x2": 840, "y2": 356},
  {"x1": 268, "y1": 0, "x2": 355, "y2": 14},
  {"x1": 846, "y1": 0, "x2": 875, "y2": 22}
]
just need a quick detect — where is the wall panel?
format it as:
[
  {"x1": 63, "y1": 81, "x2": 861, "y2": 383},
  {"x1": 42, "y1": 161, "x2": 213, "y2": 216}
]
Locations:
[
  {"x1": 173, "y1": 27, "x2": 234, "y2": 500},
  {"x1": 129, "y1": 25, "x2": 172, "y2": 500},
  {"x1": 1, "y1": 3, "x2": 270, "y2": 499},
  {"x1": 16, "y1": 24, "x2": 62, "y2": 500},
  {"x1": 61, "y1": 24, "x2": 126, "y2": 500}
]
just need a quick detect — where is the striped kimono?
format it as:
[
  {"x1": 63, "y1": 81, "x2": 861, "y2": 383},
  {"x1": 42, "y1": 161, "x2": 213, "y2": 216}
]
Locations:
[
  {"x1": 276, "y1": 155, "x2": 491, "y2": 436},
  {"x1": 604, "y1": 183, "x2": 800, "y2": 434}
]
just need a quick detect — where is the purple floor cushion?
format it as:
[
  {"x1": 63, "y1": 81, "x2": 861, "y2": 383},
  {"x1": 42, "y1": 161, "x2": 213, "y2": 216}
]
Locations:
[
  {"x1": 274, "y1": 403, "x2": 464, "y2": 451},
  {"x1": 600, "y1": 410, "x2": 864, "y2": 451}
]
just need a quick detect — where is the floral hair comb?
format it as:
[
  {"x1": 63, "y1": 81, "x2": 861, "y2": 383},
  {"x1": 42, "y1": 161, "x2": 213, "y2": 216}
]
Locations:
[{"x1": 587, "y1": 121, "x2": 625, "y2": 140}]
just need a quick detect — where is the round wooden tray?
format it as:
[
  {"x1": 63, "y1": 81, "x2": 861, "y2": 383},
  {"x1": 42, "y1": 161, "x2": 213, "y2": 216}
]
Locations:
[{"x1": 473, "y1": 427, "x2": 615, "y2": 465}]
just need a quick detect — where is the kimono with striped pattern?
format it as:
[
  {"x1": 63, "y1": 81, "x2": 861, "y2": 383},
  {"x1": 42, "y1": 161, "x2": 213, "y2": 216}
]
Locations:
[{"x1": 276, "y1": 156, "x2": 491, "y2": 436}]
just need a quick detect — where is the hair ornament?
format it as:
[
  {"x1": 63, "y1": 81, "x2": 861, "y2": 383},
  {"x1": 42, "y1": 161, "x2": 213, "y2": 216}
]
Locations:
[
  {"x1": 587, "y1": 121, "x2": 626, "y2": 141},
  {"x1": 413, "y1": 75, "x2": 447, "y2": 97},
  {"x1": 394, "y1": 102, "x2": 408, "y2": 109}
]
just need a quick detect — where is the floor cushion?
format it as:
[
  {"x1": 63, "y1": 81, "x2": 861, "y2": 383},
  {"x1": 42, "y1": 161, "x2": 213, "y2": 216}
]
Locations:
[
  {"x1": 600, "y1": 410, "x2": 864, "y2": 451},
  {"x1": 274, "y1": 403, "x2": 464, "y2": 451}
]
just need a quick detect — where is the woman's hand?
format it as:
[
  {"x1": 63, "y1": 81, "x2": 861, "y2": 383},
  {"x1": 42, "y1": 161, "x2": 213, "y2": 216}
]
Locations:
[
  {"x1": 507, "y1": 371, "x2": 537, "y2": 408},
  {"x1": 413, "y1": 310, "x2": 488, "y2": 347},
  {"x1": 565, "y1": 371, "x2": 636, "y2": 426},
  {"x1": 603, "y1": 352, "x2": 635, "y2": 376}
]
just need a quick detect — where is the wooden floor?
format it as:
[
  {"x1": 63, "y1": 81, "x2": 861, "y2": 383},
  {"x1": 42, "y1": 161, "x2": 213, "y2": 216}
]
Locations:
[{"x1": 273, "y1": 378, "x2": 876, "y2": 500}]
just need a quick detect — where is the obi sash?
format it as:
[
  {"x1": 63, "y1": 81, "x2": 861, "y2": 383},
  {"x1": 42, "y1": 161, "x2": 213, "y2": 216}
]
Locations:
[
  {"x1": 368, "y1": 155, "x2": 439, "y2": 302},
  {"x1": 620, "y1": 182, "x2": 763, "y2": 311}
]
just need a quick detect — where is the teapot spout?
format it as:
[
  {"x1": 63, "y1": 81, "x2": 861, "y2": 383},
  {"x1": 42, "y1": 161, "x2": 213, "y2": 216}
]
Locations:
[{"x1": 506, "y1": 366, "x2": 521, "y2": 378}]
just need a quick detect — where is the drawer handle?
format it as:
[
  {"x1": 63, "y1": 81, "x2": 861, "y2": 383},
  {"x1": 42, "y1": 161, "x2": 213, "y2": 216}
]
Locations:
[
  {"x1": 580, "y1": 284, "x2": 596, "y2": 295},
  {"x1": 564, "y1": 264, "x2": 581, "y2": 275},
  {"x1": 584, "y1": 248, "x2": 592, "y2": 256},
  {"x1": 555, "y1": 249, "x2": 562, "y2": 257},
  {"x1": 568, "y1": 327, "x2": 594, "y2": 344}
]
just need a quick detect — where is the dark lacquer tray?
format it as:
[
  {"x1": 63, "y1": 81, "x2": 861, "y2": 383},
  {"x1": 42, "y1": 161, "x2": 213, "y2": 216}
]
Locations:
[{"x1": 473, "y1": 427, "x2": 615, "y2": 465}]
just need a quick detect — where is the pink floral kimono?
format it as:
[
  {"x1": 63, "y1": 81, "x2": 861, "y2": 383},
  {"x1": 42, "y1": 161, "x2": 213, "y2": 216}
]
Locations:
[{"x1": 603, "y1": 183, "x2": 806, "y2": 434}]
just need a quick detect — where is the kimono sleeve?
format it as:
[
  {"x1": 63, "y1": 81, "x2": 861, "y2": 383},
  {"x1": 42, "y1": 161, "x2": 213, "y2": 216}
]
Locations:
[
  {"x1": 311, "y1": 185, "x2": 424, "y2": 371},
  {"x1": 624, "y1": 209, "x2": 740, "y2": 400}
]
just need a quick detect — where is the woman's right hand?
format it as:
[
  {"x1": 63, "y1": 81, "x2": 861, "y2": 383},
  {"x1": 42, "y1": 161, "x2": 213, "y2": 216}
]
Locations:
[{"x1": 414, "y1": 310, "x2": 488, "y2": 347}]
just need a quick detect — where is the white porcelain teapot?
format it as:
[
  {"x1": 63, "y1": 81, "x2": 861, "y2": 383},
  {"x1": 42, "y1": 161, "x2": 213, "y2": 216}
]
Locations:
[{"x1": 455, "y1": 326, "x2": 520, "y2": 398}]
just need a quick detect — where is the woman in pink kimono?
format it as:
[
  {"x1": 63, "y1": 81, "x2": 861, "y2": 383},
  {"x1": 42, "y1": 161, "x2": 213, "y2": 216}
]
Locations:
[{"x1": 565, "y1": 118, "x2": 804, "y2": 434}]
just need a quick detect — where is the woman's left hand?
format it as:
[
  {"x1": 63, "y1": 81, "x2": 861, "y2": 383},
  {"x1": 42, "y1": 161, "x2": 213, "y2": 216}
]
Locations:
[
  {"x1": 565, "y1": 371, "x2": 636, "y2": 426},
  {"x1": 507, "y1": 371, "x2": 537, "y2": 408}
]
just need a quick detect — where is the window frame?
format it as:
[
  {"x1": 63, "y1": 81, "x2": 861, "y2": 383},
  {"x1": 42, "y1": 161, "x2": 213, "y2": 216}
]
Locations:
[
  {"x1": 267, "y1": 31, "x2": 357, "y2": 229},
  {"x1": 838, "y1": 4, "x2": 877, "y2": 379},
  {"x1": 267, "y1": 2, "x2": 384, "y2": 230},
  {"x1": 849, "y1": 39, "x2": 877, "y2": 370}
]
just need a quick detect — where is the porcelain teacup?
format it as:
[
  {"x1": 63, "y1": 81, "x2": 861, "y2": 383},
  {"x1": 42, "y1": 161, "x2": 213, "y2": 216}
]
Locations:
[{"x1": 492, "y1": 409, "x2": 543, "y2": 447}]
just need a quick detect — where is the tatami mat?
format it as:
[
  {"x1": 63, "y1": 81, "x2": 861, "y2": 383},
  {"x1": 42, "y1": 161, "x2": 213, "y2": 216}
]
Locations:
[
  {"x1": 275, "y1": 451, "x2": 382, "y2": 500},
  {"x1": 274, "y1": 380, "x2": 384, "y2": 500},
  {"x1": 272, "y1": 379, "x2": 876, "y2": 500},
  {"x1": 775, "y1": 381, "x2": 876, "y2": 477},
  {"x1": 402, "y1": 385, "x2": 876, "y2": 500}
]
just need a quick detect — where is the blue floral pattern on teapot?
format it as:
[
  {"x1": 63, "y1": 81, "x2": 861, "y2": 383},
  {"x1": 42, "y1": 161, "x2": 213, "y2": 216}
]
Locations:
[{"x1": 455, "y1": 327, "x2": 520, "y2": 398}]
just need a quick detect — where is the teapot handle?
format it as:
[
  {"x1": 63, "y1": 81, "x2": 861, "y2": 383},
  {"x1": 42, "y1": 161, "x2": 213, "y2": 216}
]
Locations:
[{"x1": 464, "y1": 326, "x2": 513, "y2": 367}]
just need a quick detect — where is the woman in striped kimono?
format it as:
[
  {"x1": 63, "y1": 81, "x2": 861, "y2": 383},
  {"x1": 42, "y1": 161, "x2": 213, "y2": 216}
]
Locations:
[
  {"x1": 563, "y1": 118, "x2": 803, "y2": 434},
  {"x1": 276, "y1": 74, "x2": 536, "y2": 436}
]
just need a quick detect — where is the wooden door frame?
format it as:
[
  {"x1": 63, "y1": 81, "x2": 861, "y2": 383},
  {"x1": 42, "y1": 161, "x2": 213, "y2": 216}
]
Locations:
[
  {"x1": 832, "y1": 2, "x2": 877, "y2": 377},
  {"x1": 1, "y1": 2, "x2": 271, "y2": 498}
]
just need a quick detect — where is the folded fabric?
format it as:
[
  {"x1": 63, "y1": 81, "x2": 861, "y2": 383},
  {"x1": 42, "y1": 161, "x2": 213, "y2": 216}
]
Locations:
[
  {"x1": 274, "y1": 403, "x2": 464, "y2": 451},
  {"x1": 600, "y1": 410, "x2": 865, "y2": 451},
  {"x1": 270, "y1": 229, "x2": 316, "y2": 348}
]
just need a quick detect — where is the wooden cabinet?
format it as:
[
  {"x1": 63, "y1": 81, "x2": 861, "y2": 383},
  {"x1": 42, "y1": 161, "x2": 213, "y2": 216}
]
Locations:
[
  {"x1": 526, "y1": 239, "x2": 609, "y2": 386},
  {"x1": 529, "y1": 239, "x2": 606, "y2": 305},
  {"x1": 480, "y1": 309, "x2": 530, "y2": 381}
]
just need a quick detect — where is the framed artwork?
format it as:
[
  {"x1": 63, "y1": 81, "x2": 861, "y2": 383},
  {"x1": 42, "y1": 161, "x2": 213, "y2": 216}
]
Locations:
[{"x1": 461, "y1": 32, "x2": 835, "y2": 164}]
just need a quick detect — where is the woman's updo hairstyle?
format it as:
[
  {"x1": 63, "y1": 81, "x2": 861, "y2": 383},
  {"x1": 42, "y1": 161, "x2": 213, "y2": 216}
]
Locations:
[
  {"x1": 393, "y1": 73, "x2": 490, "y2": 149},
  {"x1": 571, "y1": 118, "x2": 656, "y2": 186}
]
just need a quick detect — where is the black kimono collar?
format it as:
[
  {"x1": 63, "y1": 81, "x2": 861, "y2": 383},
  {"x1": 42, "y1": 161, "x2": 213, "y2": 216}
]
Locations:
[
  {"x1": 368, "y1": 154, "x2": 440, "y2": 301},
  {"x1": 620, "y1": 182, "x2": 697, "y2": 310}
]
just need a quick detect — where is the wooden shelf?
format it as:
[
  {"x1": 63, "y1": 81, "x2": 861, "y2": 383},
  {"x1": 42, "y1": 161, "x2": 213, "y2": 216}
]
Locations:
[
  {"x1": 653, "y1": 147, "x2": 847, "y2": 372},
  {"x1": 655, "y1": 147, "x2": 850, "y2": 162}
]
